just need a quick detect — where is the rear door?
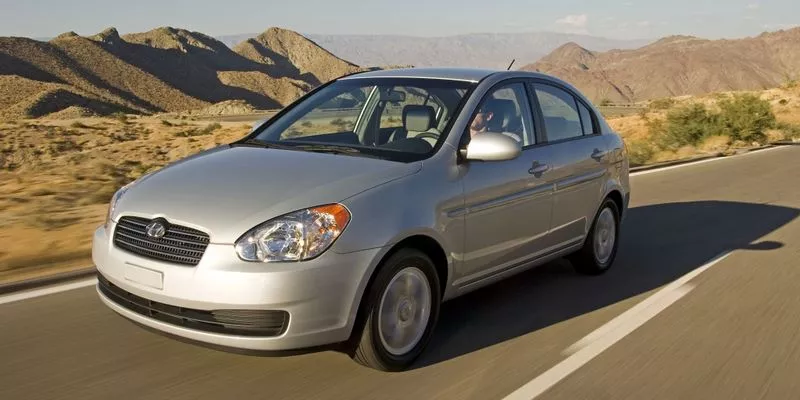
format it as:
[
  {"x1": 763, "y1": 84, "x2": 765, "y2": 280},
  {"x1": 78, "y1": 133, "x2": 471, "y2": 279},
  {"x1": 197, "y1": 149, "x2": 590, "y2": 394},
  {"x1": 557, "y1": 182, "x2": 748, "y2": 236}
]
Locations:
[{"x1": 530, "y1": 81, "x2": 610, "y2": 248}]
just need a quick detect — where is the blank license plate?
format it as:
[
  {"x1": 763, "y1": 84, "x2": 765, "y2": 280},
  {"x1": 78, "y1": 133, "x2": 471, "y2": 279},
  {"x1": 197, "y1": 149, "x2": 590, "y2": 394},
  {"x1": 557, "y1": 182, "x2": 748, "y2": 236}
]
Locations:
[{"x1": 124, "y1": 264, "x2": 164, "y2": 290}]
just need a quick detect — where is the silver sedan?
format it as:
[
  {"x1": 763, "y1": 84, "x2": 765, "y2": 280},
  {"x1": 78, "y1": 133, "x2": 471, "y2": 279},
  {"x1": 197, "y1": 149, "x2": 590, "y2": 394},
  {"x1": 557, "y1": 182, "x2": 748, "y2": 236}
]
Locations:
[{"x1": 93, "y1": 67, "x2": 630, "y2": 371}]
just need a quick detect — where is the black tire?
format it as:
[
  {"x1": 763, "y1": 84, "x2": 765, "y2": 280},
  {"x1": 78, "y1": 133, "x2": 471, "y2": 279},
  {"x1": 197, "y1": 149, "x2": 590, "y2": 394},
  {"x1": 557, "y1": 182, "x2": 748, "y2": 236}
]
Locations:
[
  {"x1": 352, "y1": 248, "x2": 441, "y2": 372},
  {"x1": 569, "y1": 198, "x2": 621, "y2": 275}
]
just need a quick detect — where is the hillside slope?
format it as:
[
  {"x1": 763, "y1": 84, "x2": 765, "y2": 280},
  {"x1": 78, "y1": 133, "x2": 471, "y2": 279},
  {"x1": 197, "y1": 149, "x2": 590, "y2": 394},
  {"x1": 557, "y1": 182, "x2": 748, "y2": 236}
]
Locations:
[
  {"x1": 522, "y1": 28, "x2": 800, "y2": 103},
  {"x1": 234, "y1": 27, "x2": 361, "y2": 85},
  {"x1": 0, "y1": 27, "x2": 362, "y2": 119}
]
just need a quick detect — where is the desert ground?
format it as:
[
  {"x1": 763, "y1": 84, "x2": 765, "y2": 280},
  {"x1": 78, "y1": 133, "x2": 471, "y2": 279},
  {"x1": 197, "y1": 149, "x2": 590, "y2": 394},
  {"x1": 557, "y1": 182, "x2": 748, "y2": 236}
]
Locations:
[{"x1": 0, "y1": 115, "x2": 254, "y2": 283}]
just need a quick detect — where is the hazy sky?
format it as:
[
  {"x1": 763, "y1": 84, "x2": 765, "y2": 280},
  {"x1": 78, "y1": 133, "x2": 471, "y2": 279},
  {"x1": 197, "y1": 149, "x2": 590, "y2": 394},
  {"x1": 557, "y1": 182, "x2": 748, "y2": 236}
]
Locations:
[{"x1": 0, "y1": 0, "x2": 796, "y2": 40}]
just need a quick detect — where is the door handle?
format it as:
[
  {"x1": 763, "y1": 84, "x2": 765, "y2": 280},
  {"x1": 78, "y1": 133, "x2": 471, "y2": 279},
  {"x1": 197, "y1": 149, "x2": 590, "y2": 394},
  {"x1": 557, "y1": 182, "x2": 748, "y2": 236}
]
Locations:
[
  {"x1": 591, "y1": 148, "x2": 607, "y2": 162},
  {"x1": 528, "y1": 161, "x2": 550, "y2": 177}
]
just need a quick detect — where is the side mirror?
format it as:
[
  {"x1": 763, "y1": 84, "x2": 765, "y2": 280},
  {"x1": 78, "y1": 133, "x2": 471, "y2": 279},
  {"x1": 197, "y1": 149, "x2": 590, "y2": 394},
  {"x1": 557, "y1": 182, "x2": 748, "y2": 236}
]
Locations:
[{"x1": 463, "y1": 132, "x2": 522, "y2": 162}]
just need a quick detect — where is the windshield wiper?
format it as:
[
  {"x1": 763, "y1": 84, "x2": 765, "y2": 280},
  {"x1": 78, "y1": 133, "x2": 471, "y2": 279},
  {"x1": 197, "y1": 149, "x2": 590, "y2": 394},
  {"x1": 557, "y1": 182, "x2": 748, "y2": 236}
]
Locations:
[
  {"x1": 236, "y1": 139, "x2": 302, "y2": 151},
  {"x1": 292, "y1": 144, "x2": 361, "y2": 154},
  {"x1": 236, "y1": 139, "x2": 379, "y2": 158},
  {"x1": 289, "y1": 143, "x2": 383, "y2": 158}
]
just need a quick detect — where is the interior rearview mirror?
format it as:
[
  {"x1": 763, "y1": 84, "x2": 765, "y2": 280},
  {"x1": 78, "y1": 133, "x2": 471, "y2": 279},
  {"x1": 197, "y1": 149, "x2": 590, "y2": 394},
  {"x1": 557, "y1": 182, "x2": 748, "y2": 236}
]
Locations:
[
  {"x1": 380, "y1": 89, "x2": 406, "y2": 103},
  {"x1": 463, "y1": 132, "x2": 522, "y2": 162}
]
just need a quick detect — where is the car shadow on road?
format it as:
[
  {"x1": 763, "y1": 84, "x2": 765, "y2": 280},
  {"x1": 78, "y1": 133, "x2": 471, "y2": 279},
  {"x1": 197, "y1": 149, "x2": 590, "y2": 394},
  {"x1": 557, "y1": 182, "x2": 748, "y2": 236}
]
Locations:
[{"x1": 414, "y1": 200, "x2": 799, "y2": 369}]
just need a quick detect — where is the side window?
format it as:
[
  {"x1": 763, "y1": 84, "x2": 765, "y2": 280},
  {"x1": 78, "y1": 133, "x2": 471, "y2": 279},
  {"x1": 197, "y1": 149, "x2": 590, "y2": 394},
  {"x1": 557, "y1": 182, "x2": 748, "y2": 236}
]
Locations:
[
  {"x1": 533, "y1": 84, "x2": 583, "y2": 142},
  {"x1": 468, "y1": 83, "x2": 534, "y2": 147},
  {"x1": 578, "y1": 101, "x2": 596, "y2": 135}
]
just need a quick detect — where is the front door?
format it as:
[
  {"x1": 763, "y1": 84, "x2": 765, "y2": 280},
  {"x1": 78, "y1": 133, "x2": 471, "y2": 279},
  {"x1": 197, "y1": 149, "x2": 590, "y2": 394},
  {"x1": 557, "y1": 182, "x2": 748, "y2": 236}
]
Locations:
[{"x1": 456, "y1": 82, "x2": 555, "y2": 287}]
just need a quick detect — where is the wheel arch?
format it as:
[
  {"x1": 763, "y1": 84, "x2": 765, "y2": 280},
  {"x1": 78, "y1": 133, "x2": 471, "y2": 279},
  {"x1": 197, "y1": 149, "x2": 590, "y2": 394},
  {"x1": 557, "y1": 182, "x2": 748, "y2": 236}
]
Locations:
[{"x1": 345, "y1": 233, "x2": 450, "y2": 347}]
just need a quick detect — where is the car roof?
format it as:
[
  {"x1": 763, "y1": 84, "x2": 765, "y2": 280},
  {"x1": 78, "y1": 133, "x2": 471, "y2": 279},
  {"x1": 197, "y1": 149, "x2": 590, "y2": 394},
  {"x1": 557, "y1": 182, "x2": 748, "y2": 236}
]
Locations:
[
  {"x1": 339, "y1": 67, "x2": 566, "y2": 85},
  {"x1": 340, "y1": 67, "x2": 502, "y2": 83}
]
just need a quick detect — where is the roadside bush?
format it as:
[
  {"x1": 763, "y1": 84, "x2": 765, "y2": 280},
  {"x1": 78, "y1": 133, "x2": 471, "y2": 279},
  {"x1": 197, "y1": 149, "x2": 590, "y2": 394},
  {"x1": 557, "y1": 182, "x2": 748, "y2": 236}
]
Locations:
[
  {"x1": 599, "y1": 98, "x2": 613, "y2": 107},
  {"x1": 626, "y1": 141, "x2": 655, "y2": 166},
  {"x1": 650, "y1": 103, "x2": 719, "y2": 150},
  {"x1": 716, "y1": 93, "x2": 776, "y2": 143},
  {"x1": 649, "y1": 95, "x2": 776, "y2": 151},
  {"x1": 777, "y1": 122, "x2": 800, "y2": 139}
]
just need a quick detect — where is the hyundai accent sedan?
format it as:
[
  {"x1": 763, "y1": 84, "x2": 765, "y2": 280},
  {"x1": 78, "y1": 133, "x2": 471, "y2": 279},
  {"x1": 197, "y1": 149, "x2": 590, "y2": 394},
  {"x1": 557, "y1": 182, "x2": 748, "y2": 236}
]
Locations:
[{"x1": 93, "y1": 67, "x2": 630, "y2": 371}]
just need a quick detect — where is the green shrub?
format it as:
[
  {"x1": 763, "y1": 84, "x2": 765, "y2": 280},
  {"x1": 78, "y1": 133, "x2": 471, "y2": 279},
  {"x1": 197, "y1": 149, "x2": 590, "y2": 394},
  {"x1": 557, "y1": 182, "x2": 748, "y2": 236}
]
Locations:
[
  {"x1": 716, "y1": 93, "x2": 775, "y2": 143},
  {"x1": 651, "y1": 103, "x2": 719, "y2": 150},
  {"x1": 599, "y1": 98, "x2": 613, "y2": 107},
  {"x1": 777, "y1": 122, "x2": 800, "y2": 139},
  {"x1": 626, "y1": 141, "x2": 655, "y2": 166}
]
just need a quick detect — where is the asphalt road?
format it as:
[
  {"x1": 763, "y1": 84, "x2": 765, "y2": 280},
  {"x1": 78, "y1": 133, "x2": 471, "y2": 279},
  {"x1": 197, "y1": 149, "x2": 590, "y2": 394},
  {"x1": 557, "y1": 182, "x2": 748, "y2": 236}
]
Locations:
[{"x1": 2, "y1": 146, "x2": 799, "y2": 400}]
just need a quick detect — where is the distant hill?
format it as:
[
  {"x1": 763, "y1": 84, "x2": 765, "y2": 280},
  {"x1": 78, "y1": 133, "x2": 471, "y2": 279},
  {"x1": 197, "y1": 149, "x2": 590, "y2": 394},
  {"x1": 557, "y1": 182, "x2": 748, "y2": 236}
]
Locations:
[
  {"x1": 0, "y1": 27, "x2": 360, "y2": 119},
  {"x1": 521, "y1": 28, "x2": 800, "y2": 103},
  {"x1": 217, "y1": 32, "x2": 650, "y2": 69}
]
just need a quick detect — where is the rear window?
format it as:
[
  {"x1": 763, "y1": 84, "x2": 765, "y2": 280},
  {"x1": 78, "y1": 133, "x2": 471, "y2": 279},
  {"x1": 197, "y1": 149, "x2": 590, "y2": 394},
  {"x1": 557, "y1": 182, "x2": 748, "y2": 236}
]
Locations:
[
  {"x1": 578, "y1": 102, "x2": 596, "y2": 135},
  {"x1": 534, "y1": 84, "x2": 583, "y2": 141}
]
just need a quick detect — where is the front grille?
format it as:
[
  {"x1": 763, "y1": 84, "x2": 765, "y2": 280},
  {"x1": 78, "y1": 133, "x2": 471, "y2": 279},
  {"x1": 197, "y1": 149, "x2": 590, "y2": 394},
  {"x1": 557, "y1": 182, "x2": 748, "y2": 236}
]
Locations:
[
  {"x1": 98, "y1": 274, "x2": 289, "y2": 337},
  {"x1": 113, "y1": 216, "x2": 210, "y2": 266}
]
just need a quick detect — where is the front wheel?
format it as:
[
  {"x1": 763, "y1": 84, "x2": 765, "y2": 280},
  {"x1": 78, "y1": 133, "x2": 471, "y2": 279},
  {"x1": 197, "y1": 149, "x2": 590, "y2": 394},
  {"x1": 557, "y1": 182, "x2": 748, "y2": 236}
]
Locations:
[
  {"x1": 569, "y1": 198, "x2": 621, "y2": 275},
  {"x1": 352, "y1": 248, "x2": 441, "y2": 371}
]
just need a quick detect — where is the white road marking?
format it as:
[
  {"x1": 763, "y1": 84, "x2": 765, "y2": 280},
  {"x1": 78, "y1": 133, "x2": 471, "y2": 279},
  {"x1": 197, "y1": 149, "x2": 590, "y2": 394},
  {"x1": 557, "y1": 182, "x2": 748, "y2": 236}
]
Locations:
[
  {"x1": 0, "y1": 278, "x2": 97, "y2": 306},
  {"x1": 502, "y1": 251, "x2": 732, "y2": 400},
  {"x1": 631, "y1": 146, "x2": 788, "y2": 177}
]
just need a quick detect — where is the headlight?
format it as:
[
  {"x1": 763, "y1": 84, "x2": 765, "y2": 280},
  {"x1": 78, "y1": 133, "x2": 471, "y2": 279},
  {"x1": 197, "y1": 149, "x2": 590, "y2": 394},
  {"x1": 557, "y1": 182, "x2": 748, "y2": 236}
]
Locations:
[
  {"x1": 105, "y1": 185, "x2": 130, "y2": 228},
  {"x1": 235, "y1": 204, "x2": 351, "y2": 262}
]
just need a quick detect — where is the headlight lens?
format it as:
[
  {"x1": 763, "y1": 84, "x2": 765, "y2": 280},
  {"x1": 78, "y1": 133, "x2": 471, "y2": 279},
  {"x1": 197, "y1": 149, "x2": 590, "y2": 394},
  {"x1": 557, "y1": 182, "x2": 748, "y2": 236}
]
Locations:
[
  {"x1": 235, "y1": 204, "x2": 351, "y2": 262},
  {"x1": 105, "y1": 185, "x2": 130, "y2": 228}
]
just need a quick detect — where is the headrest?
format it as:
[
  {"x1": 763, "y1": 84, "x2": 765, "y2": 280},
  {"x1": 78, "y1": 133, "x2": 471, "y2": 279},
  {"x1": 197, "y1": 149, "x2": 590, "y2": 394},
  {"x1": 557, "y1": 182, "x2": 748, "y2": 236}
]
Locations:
[
  {"x1": 482, "y1": 99, "x2": 517, "y2": 131},
  {"x1": 403, "y1": 105, "x2": 436, "y2": 132}
]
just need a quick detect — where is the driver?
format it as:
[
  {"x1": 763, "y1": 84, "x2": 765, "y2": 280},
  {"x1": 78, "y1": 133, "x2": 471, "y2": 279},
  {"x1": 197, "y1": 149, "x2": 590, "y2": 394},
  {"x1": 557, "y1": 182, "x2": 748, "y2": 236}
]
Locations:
[
  {"x1": 469, "y1": 101, "x2": 499, "y2": 138},
  {"x1": 469, "y1": 99, "x2": 522, "y2": 143}
]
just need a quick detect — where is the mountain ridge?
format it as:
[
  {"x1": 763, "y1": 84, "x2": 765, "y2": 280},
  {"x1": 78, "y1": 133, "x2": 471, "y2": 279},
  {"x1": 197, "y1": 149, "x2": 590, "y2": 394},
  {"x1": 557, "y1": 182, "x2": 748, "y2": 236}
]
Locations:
[
  {"x1": 522, "y1": 27, "x2": 800, "y2": 103},
  {"x1": 0, "y1": 26, "x2": 361, "y2": 119}
]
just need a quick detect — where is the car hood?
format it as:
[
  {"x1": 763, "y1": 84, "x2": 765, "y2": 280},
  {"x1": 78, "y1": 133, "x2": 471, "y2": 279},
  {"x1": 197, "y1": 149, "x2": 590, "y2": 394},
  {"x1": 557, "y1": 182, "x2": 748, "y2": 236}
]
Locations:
[{"x1": 114, "y1": 145, "x2": 421, "y2": 243}]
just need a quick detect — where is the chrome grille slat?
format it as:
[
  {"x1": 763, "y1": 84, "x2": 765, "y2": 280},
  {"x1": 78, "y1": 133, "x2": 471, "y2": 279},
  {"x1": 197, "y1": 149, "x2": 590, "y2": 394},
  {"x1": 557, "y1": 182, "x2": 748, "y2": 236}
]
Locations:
[
  {"x1": 113, "y1": 216, "x2": 209, "y2": 266},
  {"x1": 114, "y1": 225, "x2": 207, "y2": 249}
]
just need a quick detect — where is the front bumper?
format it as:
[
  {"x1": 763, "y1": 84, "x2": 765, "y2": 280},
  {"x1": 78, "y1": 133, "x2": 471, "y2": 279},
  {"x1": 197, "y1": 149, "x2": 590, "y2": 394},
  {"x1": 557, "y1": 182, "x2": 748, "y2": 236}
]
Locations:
[{"x1": 93, "y1": 223, "x2": 383, "y2": 351}]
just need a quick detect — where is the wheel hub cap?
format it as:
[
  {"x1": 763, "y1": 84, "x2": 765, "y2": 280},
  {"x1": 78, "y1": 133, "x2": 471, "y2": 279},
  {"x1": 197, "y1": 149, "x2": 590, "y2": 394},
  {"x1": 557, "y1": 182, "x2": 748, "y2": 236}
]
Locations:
[
  {"x1": 594, "y1": 208, "x2": 616, "y2": 265},
  {"x1": 378, "y1": 267, "x2": 432, "y2": 356}
]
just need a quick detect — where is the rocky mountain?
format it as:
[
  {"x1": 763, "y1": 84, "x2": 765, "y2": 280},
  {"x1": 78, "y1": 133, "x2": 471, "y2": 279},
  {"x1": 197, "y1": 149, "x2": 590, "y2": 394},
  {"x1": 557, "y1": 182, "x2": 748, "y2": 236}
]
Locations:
[
  {"x1": 218, "y1": 32, "x2": 650, "y2": 69},
  {"x1": 0, "y1": 27, "x2": 360, "y2": 119},
  {"x1": 521, "y1": 28, "x2": 800, "y2": 103}
]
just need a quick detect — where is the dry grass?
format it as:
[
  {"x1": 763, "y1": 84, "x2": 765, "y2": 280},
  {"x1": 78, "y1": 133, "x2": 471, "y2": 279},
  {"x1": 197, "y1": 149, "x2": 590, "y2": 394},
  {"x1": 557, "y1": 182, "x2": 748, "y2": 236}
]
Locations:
[{"x1": 0, "y1": 116, "x2": 252, "y2": 283}]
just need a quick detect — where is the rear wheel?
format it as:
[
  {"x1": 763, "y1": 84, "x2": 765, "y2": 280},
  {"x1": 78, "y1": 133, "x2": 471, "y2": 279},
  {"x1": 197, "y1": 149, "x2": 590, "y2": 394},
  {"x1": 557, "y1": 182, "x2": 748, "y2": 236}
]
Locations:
[
  {"x1": 352, "y1": 248, "x2": 441, "y2": 371},
  {"x1": 570, "y1": 198, "x2": 620, "y2": 275}
]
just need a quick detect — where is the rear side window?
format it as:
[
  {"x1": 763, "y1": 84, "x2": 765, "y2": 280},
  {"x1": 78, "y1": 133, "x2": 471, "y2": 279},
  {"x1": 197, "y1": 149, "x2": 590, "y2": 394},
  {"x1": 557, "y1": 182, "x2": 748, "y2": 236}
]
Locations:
[
  {"x1": 533, "y1": 84, "x2": 583, "y2": 142},
  {"x1": 578, "y1": 102, "x2": 596, "y2": 135}
]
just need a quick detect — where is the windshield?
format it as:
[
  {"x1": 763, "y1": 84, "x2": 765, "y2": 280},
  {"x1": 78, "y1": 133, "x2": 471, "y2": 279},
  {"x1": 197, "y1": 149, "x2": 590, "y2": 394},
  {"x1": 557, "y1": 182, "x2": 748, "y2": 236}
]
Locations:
[{"x1": 249, "y1": 77, "x2": 475, "y2": 162}]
